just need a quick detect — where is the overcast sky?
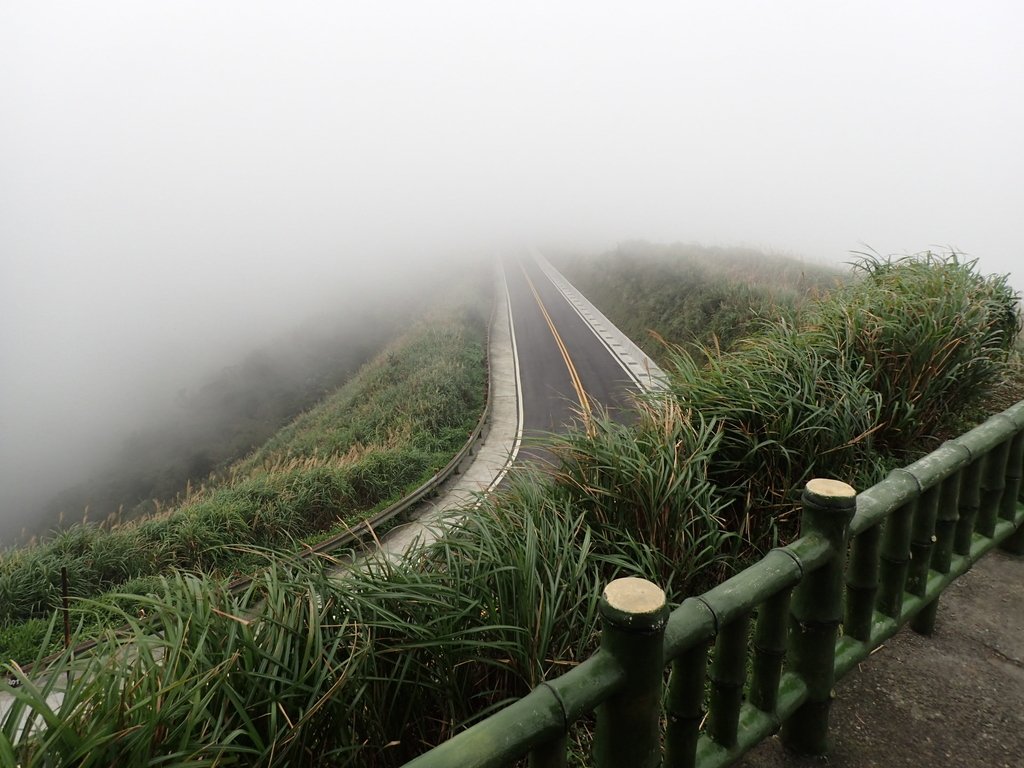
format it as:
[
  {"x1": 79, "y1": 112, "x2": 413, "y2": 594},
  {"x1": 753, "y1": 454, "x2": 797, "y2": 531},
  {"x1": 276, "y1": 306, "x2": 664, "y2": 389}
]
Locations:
[{"x1": 2, "y1": 1, "x2": 1022, "y2": 535}]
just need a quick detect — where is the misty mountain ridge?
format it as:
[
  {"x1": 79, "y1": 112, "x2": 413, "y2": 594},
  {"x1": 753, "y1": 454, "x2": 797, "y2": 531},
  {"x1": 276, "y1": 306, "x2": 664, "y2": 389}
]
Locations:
[{"x1": 4, "y1": 275, "x2": 447, "y2": 547}]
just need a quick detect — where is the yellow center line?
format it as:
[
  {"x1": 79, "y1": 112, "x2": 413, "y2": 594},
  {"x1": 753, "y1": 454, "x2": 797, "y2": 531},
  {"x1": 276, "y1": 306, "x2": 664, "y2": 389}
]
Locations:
[{"x1": 519, "y1": 262, "x2": 593, "y2": 424}]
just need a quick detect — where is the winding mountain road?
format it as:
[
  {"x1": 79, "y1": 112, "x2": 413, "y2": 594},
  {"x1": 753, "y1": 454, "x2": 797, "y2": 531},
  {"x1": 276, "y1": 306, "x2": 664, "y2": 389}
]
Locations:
[
  {"x1": 377, "y1": 248, "x2": 663, "y2": 555},
  {"x1": 0, "y1": 248, "x2": 662, "y2": 723}
]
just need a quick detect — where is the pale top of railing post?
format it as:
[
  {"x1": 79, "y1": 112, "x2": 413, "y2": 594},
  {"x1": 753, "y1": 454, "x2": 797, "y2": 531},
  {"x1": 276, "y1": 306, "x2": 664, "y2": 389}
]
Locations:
[
  {"x1": 602, "y1": 577, "x2": 666, "y2": 623},
  {"x1": 803, "y1": 478, "x2": 857, "y2": 533},
  {"x1": 594, "y1": 577, "x2": 668, "y2": 768}
]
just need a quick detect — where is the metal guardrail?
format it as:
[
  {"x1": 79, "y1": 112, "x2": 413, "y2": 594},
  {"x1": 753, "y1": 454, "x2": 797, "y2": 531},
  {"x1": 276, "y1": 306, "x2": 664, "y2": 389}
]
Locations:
[{"x1": 402, "y1": 399, "x2": 1024, "y2": 768}]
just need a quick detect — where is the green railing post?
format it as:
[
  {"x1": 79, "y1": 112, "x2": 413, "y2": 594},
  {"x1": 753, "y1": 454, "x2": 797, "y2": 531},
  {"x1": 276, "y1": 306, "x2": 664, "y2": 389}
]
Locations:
[
  {"x1": 844, "y1": 523, "x2": 881, "y2": 642},
  {"x1": 749, "y1": 588, "x2": 791, "y2": 712},
  {"x1": 999, "y1": 429, "x2": 1024, "y2": 555},
  {"x1": 977, "y1": 439, "x2": 1011, "y2": 539},
  {"x1": 953, "y1": 456, "x2": 983, "y2": 556},
  {"x1": 906, "y1": 482, "x2": 940, "y2": 631},
  {"x1": 781, "y1": 478, "x2": 856, "y2": 756},
  {"x1": 665, "y1": 638, "x2": 710, "y2": 768},
  {"x1": 876, "y1": 489, "x2": 917, "y2": 618},
  {"x1": 911, "y1": 469, "x2": 963, "y2": 635},
  {"x1": 706, "y1": 612, "x2": 751, "y2": 748},
  {"x1": 594, "y1": 577, "x2": 668, "y2": 768}
]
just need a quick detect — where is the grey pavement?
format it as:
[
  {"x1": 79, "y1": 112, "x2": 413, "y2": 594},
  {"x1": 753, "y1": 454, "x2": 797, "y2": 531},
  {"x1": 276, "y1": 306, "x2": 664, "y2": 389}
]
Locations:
[
  {"x1": 532, "y1": 247, "x2": 667, "y2": 392},
  {"x1": 738, "y1": 549, "x2": 1024, "y2": 768}
]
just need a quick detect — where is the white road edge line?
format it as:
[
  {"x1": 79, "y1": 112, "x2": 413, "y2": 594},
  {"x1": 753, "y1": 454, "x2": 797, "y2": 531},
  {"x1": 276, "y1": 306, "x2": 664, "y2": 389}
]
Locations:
[{"x1": 529, "y1": 247, "x2": 667, "y2": 392}]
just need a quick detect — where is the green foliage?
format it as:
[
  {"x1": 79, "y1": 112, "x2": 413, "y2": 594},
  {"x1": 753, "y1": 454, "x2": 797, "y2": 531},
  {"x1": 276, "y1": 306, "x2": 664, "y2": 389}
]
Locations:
[
  {"x1": 238, "y1": 316, "x2": 485, "y2": 467},
  {"x1": 662, "y1": 327, "x2": 885, "y2": 546},
  {"x1": 555, "y1": 240, "x2": 842, "y2": 363},
  {"x1": 810, "y1": 251, "x2": 1021, "y2": 451},
  {"x1": 0, "y1": 619, "x2": 53, "y2": 669},
  {"x1": 546, "y1": 399, "x2": 737, "y2": 591},
  {"x1": 422, "y1": 473, "x2": 677, "y2": 692},
  {"x1": 345, "y1": 450, "x2": 430, "y2": 507},
  {"x1": 659, "y1": 249, "x2": 1020, "y2": 546},
  {"x1": 0, "y1": 496, "x2": 661, "y2": 767}
]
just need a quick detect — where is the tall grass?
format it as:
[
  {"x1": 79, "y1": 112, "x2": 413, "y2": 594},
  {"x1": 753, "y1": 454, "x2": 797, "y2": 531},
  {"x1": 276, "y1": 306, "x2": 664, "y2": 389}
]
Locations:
[
  {"x1": 661, "y1": 324, "x2": 885, "y2": 546},
  {"x1": 810, "y1": 251, "x2": 1020, "y2": 450},
  {"x1": 659, "y1": 250, "x2": 1020, "y2": 547},
  {"x1": 546, "y1": 399, "x2": 737, "y2": 591},
  {"x1": 1, "y1": 481, "x2": 672, "y2": 767}
]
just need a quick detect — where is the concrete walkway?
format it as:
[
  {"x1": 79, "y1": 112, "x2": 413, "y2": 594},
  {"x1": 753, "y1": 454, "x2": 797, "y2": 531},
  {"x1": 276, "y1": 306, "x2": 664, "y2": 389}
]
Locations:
[{"x1": 738, "y1": 549, "x2": 1024, "y2": 768}]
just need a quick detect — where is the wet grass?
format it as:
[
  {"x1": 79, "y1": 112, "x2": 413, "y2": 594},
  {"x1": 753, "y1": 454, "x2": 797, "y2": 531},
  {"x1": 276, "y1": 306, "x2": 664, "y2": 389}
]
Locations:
[
  {"x1": 1, "y1": 493, "x2": 665, "y2": 767},
  {"x1": 656, "y1": 251, "x2": 1020, "y2": 549}
]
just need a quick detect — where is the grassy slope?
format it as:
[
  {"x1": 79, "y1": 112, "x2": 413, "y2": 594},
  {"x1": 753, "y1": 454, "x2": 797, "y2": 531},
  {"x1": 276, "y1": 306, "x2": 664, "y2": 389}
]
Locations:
[
  {"x1": 32, "y1": 309, "x2": 409, "y2": 540},
  {"x1": 553, "y1": 240, "x2": 842, "y2": 364},
  {"x1": 0, "y1": 272, "x2": 490, "y2": 663},
  {"x1": 2, "y1": 249, "x2": 1021, "y2": 767}
]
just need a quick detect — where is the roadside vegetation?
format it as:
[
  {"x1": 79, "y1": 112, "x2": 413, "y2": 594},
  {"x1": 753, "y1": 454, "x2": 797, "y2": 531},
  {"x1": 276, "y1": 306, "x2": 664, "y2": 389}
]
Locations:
[
  {"x1": 554, "y1": 240, "x2": 843, "y2": 364},
  {"x1": 2, "y1": 250, "x2": 1020, "y2": 767},
  {"x1": 0, "y1": 276, "x2": 489, "y2": 664}
]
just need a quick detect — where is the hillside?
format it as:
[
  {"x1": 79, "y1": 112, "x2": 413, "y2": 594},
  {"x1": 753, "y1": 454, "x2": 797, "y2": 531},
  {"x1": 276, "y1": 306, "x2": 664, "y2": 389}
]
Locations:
[
  {"x1": 554, "y1": 241, "x2": 843, "y2": 363},
  {"x1": 0, "y1": 267, "x2": 490, "y2": 663}
]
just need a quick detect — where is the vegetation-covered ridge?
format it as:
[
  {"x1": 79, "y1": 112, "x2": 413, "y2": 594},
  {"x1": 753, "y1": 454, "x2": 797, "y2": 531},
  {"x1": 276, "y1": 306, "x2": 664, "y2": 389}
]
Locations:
[
  {"x1": 0, "y1": 278, "x2": 489, "y2": 663},
  {"x1": 2, "y1": 250, "x2": 1021, "y2": 767},
  {"x1": 26, "y1": 295, "x2": 434, "y2": 545},
  {"x1": 554, "y1": 240, "x2": 843, "y2": 363}
]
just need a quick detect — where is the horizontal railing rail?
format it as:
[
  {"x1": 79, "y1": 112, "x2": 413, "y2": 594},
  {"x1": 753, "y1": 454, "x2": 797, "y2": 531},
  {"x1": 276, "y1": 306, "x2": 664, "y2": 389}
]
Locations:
[{"x1": 402, "y1": 399, "x2": 1024, "y2": 767}]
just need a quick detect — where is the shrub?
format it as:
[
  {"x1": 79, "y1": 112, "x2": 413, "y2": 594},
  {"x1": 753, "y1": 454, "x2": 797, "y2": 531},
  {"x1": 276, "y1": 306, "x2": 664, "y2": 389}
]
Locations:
[
  {"x1": 547, "y1": 399, "x2": 738, "y2": 590},
  {"x1": 662, "y1": 326, "x2": 884, "y2": 547},
  {"x1": 811, "y1": 251, "x2": 1020, "y2": 451}
]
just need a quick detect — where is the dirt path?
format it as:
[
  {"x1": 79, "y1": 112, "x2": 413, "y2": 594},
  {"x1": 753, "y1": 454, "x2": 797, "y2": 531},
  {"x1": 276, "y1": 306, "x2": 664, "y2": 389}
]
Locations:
[{"x1": 739, "y1": 549, "x2": 1024, "y2": 768}]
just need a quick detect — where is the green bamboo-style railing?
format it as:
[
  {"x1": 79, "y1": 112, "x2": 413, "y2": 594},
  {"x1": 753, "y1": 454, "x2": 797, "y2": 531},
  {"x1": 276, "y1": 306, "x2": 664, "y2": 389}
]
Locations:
[{"x1": 401, "y1": 400, "x2": 1024, "y2": 768}]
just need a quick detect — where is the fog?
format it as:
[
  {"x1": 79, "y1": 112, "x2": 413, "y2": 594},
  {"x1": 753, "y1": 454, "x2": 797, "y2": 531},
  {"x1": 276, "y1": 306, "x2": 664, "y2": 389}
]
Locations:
[{"x1": 2, "y1": 2, "x2": 1022, "y2": 542}]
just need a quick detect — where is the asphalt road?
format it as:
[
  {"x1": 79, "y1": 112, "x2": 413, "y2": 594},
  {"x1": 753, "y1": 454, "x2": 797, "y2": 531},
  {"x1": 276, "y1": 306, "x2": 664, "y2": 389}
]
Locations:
[{"x1": 502, "y1": 253, "x2": 640, "y2": 464}]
